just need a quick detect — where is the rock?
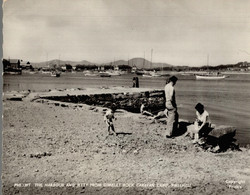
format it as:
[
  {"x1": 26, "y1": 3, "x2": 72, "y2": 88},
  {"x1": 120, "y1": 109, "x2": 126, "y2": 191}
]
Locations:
[
  {"x1": 211, "y1": 146, "x2": 220, "y2": 153},
  {"x1": 133, "y1": 150, "x2": 139, "y2": 154},
  {"x1": 122, "y1": 150, "x2": 127, "y2": 153},
  {"x1": 8, "y1": 97, "x2": 22, "y2": 101},
  {"x1": 206, "y1": 125, "x2": 237, "y2": 151},
  {"x1": 208, "y1": 125, "x2": 236, "y2": 138}
]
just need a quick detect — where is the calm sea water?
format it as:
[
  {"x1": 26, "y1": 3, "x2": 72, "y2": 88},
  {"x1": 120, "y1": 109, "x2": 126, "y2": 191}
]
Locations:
[{"x1": 3, "y1": 72, "x2": 250, "y2": 145}]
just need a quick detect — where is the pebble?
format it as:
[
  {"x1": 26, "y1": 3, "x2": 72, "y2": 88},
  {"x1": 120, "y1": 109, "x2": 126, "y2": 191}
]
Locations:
[{"x1": 133, "y1": 150, "x2": 139, "y2": 154}]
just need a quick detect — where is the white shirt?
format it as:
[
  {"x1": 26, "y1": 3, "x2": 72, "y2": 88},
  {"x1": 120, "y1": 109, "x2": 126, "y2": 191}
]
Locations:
[
  {"x1": 196, "y1": 110, "x2": 211, "y2": 124},
  {"x1": 104, "y1": 109, "x2": 114, "y2": 121},
  {"x1": 164, "y1": 83, "x2": 176, "y2": 108},
  {"x1": 164, "y1": 83, "x2": 174, "y2": 102}
]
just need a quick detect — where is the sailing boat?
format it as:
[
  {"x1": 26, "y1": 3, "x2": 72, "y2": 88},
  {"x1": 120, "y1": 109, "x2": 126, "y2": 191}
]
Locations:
[
  {"x1": 106, "y1": 58, "x2": 121, "y2": 76},
  {"x1": 195, "y1": 54, "x2": 227, "y2": 80},
  {"x1": 143, "y1": 49, "x2": 161, "y2": 77}
]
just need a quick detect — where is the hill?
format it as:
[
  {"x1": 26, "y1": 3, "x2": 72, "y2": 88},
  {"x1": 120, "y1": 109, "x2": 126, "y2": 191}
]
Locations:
[
  {"x1": 31, "y1": 59, "x2": 95, "y2": 68},
  {"x1": 128, "y1": 58, "x2": 172, "y2": 69},
  {"x1": 29, "y1": 58, "x2": 172, "y2": 69}
]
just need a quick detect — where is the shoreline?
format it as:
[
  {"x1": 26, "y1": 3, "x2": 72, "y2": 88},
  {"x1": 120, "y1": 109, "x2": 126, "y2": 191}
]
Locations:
[
  {"x1": 3, "y1": 87, "x2": 250, "y2": 146},
  {"x1": 2, "y1": 88, "x2": 250, "y2": 194}
]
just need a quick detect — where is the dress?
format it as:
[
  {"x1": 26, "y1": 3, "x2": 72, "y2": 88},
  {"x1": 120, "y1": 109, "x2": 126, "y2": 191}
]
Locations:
[{"x1": 164, "y1": 83, "x2": 178, "y2": 137}]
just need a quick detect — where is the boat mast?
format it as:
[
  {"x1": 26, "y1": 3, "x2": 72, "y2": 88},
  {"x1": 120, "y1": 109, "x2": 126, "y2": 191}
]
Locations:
[
  {"x1": 59, "y1": 54, "x2": 61, "y2": 67},
  {"x1": 207, "y1": 54, "x2": 209, "y2": 73},
  {"x1": 46, "y1": 52, "x2": 48, "y2": 67},
  {"x1": 143, "y1": 51, "x2": 145, "y2": 70},
  {"x1": 151, "y1": 49, "x2": 153, "y2": 70},
  {"x1": 207, "y1": 54, "x2": 209, "y2": 66}
]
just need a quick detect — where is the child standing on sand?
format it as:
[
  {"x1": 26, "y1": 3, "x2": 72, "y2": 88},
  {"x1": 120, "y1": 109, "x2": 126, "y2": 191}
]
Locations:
[{"x1": 104, "y1": 107, "x2": 117, "y2": 136}]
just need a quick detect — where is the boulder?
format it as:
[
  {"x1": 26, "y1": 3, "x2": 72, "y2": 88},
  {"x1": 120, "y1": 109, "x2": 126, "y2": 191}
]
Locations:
[
  {"x1": 8, "y1": 97, "x2": 22, "y2": 101},
  {"x1": 208, "y1": 125, "x2": 236, "y2": 138},
  {"x1": 207, "y1": 125, "x2": 237, "y2": 151}
]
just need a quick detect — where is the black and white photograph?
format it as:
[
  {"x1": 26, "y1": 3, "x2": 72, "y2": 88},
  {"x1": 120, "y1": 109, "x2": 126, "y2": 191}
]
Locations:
[{"x1": 2, "y1": 0, "x2": 250, "y2": 194}]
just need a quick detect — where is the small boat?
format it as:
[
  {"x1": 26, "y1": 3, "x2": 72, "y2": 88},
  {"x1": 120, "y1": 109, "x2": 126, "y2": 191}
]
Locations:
[
  {"x1": 195, "y1": 74, "x2": 226, "y2": 80},
  {"x1": 51, "y1": 71, "x2": 61, "y2": 77},
  {"x1": 150, "y1": 71, "x2": 161, "y2": 77},
  {"x1": 106, "y1": 71, "x2": 121, "y2": 76},
  {"x1": 136, "y1": 70, "x2": 145, "y2": 75},
  {"x1": 99, "y1": 72, "x2": 111, "y2": 77},
  {"x1": 42, "y1": 71, "x2": 51, "y2": 74},
  {"x1": 142, "y1": 73, "x2": 152, "y2": 77},
  {"x1": 142, "y1": 71, "x2": 161, "y2": 77},
  {"x1": 84, "y1": 73, "x2": 99, "y2": 76}
]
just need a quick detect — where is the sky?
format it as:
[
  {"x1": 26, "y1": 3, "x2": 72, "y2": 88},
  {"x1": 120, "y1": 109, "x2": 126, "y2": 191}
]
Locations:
[{"x1": 3, "y1": 0, "x2": 250, "y2": 66}]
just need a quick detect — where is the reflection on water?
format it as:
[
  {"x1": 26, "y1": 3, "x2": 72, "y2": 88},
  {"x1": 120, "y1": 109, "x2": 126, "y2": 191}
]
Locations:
[{"x1": 3, "y1": 73, "x2": 250, "y2": 145}]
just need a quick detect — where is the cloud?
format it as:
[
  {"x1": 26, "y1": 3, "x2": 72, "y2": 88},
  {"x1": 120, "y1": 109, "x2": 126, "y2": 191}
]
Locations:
[{"x1": 3, "y1": 0, "x2": 250, "y2": 65}]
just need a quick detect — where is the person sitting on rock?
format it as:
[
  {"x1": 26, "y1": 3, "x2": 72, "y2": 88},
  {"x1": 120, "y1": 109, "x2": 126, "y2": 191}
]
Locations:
[
  {"x1": 104, "y1": 106, "x2": 117, "y2": 136},
  {"x1": 195, "y1": 103, "x2": 211, "y2": 137},
  {"x1": 185, "y1": 103, "x2": 211, "y2": 143}
]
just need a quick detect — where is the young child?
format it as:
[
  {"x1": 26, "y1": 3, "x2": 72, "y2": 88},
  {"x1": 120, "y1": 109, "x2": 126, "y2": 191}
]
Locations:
[
  {"x1": 104, "y1": 107, "x2": 117, "y2": 136},
  {"x1": 140, "y1": 103, "x2": 154, "y2": 116}
]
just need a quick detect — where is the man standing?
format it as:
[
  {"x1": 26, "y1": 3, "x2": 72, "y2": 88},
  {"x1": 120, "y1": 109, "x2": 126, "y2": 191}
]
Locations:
[{"x1": 164, "y1": 76, "x2": 178, "y2": 138}]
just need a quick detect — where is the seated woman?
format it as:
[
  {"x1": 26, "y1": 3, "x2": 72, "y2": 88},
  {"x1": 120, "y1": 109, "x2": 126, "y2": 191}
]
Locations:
[
  {"x1": 195, "y1": 103, "x2": 211, "y2": 137},
  {"x1": 185, "y1": 103, "x2": 211, "y2": 143}
]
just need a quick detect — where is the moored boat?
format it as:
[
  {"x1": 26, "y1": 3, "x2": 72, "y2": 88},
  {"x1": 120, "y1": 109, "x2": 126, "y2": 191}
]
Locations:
[
  {"x1": 142, "y1": 71, "x2": 162, "y2": 77},
  {"x1": 150, "y1": 71, "x2": 162, "y2": 77},
  {"x1": 195, "y1": 74, "x2": 226, "y2": 80},
  {"x1": 106, "y1": 71, "x2": 121, "y2": 76},
  {"x1": 99, "y1": 72, "x2": 111, "y2": 77},
  {"x1": 85, "y1": 73, "x2": 99, "y2": 76},
  {"x1": 51, "y1": 71, "x2": 61, "y2": 77}
]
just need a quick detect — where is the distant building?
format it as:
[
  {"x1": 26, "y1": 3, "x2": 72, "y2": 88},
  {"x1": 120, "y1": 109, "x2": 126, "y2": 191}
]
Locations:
[
  {"x1": 132, "y1": 65, "x2": 137, "y2": 73},
  {"x1": 3, "y1": 59, "x2": 22, "y2": 74},
  {"x1": 20, "y1": 61, "x2": 33, "y2": 70},
  {"x1": 9, "y1": 59, "x2": 21, "y2": 69}
]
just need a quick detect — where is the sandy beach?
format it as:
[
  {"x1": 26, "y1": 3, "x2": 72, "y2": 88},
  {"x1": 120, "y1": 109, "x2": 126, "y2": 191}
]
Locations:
[{"x1": 2, "y1": 91, "x2": 250, "y2": 195}]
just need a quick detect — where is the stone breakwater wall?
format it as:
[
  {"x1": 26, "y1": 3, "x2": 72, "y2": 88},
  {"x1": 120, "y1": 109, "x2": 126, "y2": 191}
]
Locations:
[{"x1": 41, "y1": 90, "x2": 166, "y2": 114}]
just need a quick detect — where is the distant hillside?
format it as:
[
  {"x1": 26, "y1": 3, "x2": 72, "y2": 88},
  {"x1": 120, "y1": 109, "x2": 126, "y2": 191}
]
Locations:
[
  {"x1": 128, "y1": 58, "x2": 172, "y2": 69},
  {"x1": 30, "y1": 58, "x2": 173, "y2": 69},
  {"x1": 101, "y1": 60, "x2": 128, "y2": 66},
  {"x1": 31, "y1": 59, "x2": 95, "y2": 68}
]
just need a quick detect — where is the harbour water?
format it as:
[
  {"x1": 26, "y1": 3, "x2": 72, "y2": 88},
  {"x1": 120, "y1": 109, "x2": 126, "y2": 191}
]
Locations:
[{"x1": 3, "y1": 72, "x2": 250, "y2": 145}]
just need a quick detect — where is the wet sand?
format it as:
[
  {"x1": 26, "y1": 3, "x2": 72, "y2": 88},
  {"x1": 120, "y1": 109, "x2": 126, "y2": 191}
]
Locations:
[{"x1": 2, "y1": 92, "x2": 250, "y2": 195}]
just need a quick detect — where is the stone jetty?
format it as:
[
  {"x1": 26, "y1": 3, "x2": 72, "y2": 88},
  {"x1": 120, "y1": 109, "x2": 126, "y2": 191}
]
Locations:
[{"x1": 39, "y1": 87, "x2": 166, "y2": 114}]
